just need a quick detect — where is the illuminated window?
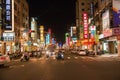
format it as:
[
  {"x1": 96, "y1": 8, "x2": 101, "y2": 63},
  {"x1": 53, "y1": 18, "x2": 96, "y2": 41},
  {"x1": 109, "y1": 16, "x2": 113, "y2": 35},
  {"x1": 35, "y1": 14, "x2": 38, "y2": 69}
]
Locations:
[
  {"x1": 6, "y1": 0, "x2": 10, "y2": 4},
  {"x1": 6, "y1": 11, "x2": 10, "y2": 15},
  {"x1": 6, "y1": 5, "x2": 10, "y2": 10},
  {"x1": 6, "y1": 16, "x2": 10, "y2": 21}
]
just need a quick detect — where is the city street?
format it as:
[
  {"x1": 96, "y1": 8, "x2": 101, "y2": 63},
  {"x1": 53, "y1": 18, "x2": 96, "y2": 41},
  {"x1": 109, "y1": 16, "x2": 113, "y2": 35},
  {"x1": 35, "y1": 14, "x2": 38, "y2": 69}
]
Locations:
[{"x1": 0, "y1": 53, "x2": 120, "y2": 80}]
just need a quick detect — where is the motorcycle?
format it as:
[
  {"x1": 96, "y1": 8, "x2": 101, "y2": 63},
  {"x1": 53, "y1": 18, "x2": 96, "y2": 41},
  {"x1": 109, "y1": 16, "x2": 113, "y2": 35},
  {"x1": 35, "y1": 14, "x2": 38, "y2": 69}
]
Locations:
[{"x1": 20, "y1": 55, "x2": 29, "y2": 62}]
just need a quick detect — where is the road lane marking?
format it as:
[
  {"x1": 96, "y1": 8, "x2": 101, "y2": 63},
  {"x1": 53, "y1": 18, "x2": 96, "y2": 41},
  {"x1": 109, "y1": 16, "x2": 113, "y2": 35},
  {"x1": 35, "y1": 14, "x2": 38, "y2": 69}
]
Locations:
[
  {"x1": 9, "y1": 64, "x2": 25, "y2": 68},
  {"x1": 67, "y1": 57, "x2": 71, "y2": 59},
  {"x1": 74, "y1": 57, "x2": 78, "y2": 59}
]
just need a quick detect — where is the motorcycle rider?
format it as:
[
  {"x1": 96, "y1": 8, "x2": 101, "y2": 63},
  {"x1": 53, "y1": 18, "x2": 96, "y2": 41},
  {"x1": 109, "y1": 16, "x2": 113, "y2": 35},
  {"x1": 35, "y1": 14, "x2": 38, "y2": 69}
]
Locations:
[{"x1": 20, "y1": 51, "x2": 29, "y2": 61}]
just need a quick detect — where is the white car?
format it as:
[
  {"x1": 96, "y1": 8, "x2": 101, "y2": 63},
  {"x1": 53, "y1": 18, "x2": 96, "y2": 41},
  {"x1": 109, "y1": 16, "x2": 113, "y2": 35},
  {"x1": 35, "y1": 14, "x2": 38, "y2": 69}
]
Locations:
[
  {"x1": 77, "y1": 50, "x2": 86, "y2": 55},
  {"x1": 0, "y1": 53, "x2": 10, "y2": 66}
]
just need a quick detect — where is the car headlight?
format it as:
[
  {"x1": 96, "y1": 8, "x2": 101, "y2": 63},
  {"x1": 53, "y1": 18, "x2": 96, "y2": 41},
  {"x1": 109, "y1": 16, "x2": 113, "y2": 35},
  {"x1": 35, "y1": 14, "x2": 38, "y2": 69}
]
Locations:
[
  {"x1": 61, "y1": 54, "x2": 64, "y2": 57},
  {"x1": 46, "y1": 51, "x2": 49, "y2": 54}
]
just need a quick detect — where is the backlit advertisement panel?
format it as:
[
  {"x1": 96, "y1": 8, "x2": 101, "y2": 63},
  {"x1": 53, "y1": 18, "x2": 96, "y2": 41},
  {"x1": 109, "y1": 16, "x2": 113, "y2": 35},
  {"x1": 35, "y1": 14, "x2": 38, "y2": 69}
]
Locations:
[
  {"x1": 102, "y1": 10, "x2": 112, "y2": 37},
  {"x1": 46, "y1": 34, "x2": 50, "y2": 45},
  {"x1": 113, "y1": 0, "x2": 120, "y2": 27},
  {"x1": 4, "y1": 0, "x2": 12, "y2": 31},
  {"x1": 83, "y1": 13, "x2": 88, "y2": 39},
  {"x1": 90, "y1": 26, "x2": 96, "y2": 39},
  {"x1": 102, "y1": 10, "x2": 110, "y2": 32},
  {"x1": 40, "y1": 26, "x2": 44, "y2": 43}
]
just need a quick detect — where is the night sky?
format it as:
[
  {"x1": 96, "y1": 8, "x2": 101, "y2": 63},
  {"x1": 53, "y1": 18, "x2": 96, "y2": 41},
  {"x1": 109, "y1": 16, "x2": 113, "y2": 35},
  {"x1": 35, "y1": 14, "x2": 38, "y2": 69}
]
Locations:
[{"x1": 27, "y1": 0, "x2": 76, "y2": 43}]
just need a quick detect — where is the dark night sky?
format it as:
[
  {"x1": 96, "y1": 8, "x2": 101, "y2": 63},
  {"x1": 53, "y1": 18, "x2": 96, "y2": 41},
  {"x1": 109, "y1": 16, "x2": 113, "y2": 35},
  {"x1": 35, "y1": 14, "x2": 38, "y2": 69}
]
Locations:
[{"x1": 27, "y1": 0, "x2": 76, "y2": 43}]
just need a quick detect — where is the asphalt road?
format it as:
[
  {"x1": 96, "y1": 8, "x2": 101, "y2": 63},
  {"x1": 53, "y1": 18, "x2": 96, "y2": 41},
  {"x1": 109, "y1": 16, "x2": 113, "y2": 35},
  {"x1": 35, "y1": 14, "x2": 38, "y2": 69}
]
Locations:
[{"x1": 0, "y1": 53, "x2": 120, "y2": 80}]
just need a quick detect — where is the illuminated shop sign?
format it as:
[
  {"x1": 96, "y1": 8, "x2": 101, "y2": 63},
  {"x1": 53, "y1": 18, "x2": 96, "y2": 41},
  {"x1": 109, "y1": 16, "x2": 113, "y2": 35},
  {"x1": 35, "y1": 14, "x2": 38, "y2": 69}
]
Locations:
[
  {"x1": 90, "y1": 2, "x2": 94, "y2": 17},
  {"x1": 40, "y1": 26, "x2": 44, "y2": 43},
  {"x1": 52, "y1": 38, "x2": 56, "y2": 44},
  {"x1": 65, "y1": 33, "x2": 70, "y2": 46},
  {"x1": 83, "y1": 13, "x2": 88, "y2": 39},
  {"x1": 90, "y1": 26, "x2": 96, "y2": 39},
  {"x1": 3, "y1": 32, "x2": 15, "y2": 41},
  {"x1": 113, "y1": 28, "x2": 120, "y2": 35},
  {"x1": 46, "y1": 34, "x2": 50, "y2": 45},
  {"x1": 5, "y1": 0, "x2": 12, "y2": 30},
  {"x1": 70, "y1": 26, "x2": 76, "y2": 37}
]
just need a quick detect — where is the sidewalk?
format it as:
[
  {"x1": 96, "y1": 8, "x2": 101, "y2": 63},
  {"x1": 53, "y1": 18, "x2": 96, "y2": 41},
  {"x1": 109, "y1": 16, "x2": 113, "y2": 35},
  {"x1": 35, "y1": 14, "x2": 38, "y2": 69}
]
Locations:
[
  {"x1": 95, "y1": 54, "x2": 120, "y2": 61},
  {"x1": 99, "y1": 54, "x2": 118, "y2": 57}
]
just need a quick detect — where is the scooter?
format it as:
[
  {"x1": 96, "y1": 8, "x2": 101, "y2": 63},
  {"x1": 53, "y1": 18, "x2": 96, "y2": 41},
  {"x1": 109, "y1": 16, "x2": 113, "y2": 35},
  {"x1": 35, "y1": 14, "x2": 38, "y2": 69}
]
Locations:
[{"x1": 20, "y1": 55, "x2": 29, "y2": 62}]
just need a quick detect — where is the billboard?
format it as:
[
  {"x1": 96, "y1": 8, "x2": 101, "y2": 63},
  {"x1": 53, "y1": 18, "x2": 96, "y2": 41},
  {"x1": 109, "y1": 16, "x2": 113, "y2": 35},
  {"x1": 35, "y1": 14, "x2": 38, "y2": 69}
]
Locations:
[
  {"x1": 40, "y1": 26, "x2": 44, "y2": 43},
  {"x1": 90, "y1": 26, "x2": 96, "y2": 39},
  {"x1": 113, "y1": 0, "x2": 120, "y2": 27},
  {"x1": 83, "y1": 13, "x2": 88, "y2": 39},
  {"x1": 46, "y1": 34, "x2": 50, "y2": 45},
  {"x1": 102, "y1": 10, "x2": 112, "y2": 37},
  {"x1": 102, "y1": 10, "x2": 110, "y2": 32},
  {"x1": 4, "y1": 0, "x2": 12, "y2": 31},
  {"x1": 70, "y1": 26, "x2": 76, "y2": 37}
]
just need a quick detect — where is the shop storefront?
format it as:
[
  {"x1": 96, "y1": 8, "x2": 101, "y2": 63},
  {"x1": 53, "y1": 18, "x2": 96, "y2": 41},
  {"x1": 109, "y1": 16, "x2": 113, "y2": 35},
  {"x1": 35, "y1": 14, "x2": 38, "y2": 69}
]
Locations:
[{"x1": 103, "y1": 37, "x2": 117, "y2": 54}]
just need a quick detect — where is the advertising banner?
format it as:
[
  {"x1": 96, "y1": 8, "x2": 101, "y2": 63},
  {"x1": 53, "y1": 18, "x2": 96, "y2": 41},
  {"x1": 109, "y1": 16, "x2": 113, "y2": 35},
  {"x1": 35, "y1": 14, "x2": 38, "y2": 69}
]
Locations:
[
  {"x1": 102, "y1": 10, "x2": 112, "y2": 37},
  {"x1": 90, "y1": 26, "x2": 96, "y2": 39},
  {"x1": 4, "y1": 0, "x2": 12, "y2": 31},
  {"x1": 83, "y1": 12, "x2": 88, "y2": 39},
  {"x1": 102, "y1": 10, "x2": 110, "y2": 32},
  {"x1": 113, "y1": 0, "x2": 120, "y2": 27}
]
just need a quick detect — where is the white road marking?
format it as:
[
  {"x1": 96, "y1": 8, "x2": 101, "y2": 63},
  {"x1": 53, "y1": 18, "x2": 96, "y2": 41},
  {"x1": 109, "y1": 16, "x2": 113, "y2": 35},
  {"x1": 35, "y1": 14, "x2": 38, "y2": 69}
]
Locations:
[
  {"x1": 67, "y1": 57, "x2": 71, "y2": 59},
  {"x1": 74, "y1": 57, "x2": 78, "y2": 59},
  {"x1": 9, "y1": 64, "x2": 25, "y2": 68}
]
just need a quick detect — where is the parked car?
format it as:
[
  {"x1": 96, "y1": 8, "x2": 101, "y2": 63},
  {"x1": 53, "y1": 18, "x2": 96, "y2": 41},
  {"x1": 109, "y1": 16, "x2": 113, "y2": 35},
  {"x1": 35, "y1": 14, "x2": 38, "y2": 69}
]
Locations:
[
  {"x1": 56, "y1": 51, "x2": 64, "y2": 60},
  {"x1": 46, "y1": 50, "x2": 55, "y2": 59},
  {"x1": 0, "y1": 54, "x2": 10, "y2": 66},
  {"x1": 71, "y1": 49, "x2": 77, "y2": 54},
  {"x1": 77, "y1": 50, "x2": 87, "y2": 56}
]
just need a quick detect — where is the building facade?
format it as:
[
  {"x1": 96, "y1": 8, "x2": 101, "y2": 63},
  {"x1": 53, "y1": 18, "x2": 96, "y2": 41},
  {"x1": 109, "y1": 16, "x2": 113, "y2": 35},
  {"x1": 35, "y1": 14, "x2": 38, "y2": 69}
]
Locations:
[
  {"x1": 94, "y1": 0, "x2": 118, "y2": 55},
  {"x1": 76, "y1": 0, "x2": 93, "y2": 49},
  {"x1": 0, "y1": 0, "x2": 29, "y2": 54},
  {"x1": 76, "y1": 0, "x2": 120, "y2": 56}
]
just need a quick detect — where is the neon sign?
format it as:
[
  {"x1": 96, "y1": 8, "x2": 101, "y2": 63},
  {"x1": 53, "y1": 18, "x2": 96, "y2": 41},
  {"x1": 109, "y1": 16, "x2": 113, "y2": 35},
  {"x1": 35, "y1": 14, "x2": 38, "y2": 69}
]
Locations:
[
  {"x1": 83, "y1": 13, "x2": 88, "y2": 39},
  {"x1": 5, "y1": 0, "x2": 12, "y2": 30}
]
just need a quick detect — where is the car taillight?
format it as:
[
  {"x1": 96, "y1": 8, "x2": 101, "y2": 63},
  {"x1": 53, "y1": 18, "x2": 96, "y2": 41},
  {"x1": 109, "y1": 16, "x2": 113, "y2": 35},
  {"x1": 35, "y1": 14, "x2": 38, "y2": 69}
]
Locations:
[{"x1": 0, "y1": 57, "x2": 6, "y2": 60}]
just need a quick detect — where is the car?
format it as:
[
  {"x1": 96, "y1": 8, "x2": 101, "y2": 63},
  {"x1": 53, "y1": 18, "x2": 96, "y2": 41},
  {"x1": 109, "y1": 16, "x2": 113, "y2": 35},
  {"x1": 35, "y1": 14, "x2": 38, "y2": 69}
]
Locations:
[
  {"x1": 0, "y1": 53, "x2": 10, "y2": 66},
  {"x1": 56, "y1": 51, "x2": 64, "y2": 60},
  {"x1": 45, "y1": 50, "x2": 55, "y2": 58},
  {"x1": 77, "y1": 50, "x2": 87, "y2": 56},
  {"x1": 71, "y1": 49, "x2": 77, "y2": 54}
]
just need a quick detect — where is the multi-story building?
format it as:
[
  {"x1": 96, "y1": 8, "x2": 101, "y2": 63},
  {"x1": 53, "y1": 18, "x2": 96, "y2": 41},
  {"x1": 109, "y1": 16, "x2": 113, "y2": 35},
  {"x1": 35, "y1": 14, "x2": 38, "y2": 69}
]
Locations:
[
  {"x1": 30, "y1": 17, "x2": 38, "y2": 43},
  {"x1": 94, "y1": 0, "x2": 118, "y2": 55},
  {"x1": 0, "y1": 0, "x2": 29, "y2": 54},
  {"x1": 76, "y1": 0, "x2": 93, "y2": 49},
  {"x1": 30, "y1": 17, "x2": 39, "y2": 51},
  {"x1": 76, "y1": 0, "x2": 120, "y2": 56}
]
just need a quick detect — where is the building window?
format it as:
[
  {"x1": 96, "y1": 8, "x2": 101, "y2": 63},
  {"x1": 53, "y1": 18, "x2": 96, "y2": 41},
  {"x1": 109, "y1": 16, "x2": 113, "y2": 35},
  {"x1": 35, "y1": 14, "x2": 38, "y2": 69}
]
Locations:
[
  {"x1": 82, "y1": 9, "x2": 85, "y2": 11},
  {"x1": 81, "y1": 3, "x2": 84, "y2": 5}
]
